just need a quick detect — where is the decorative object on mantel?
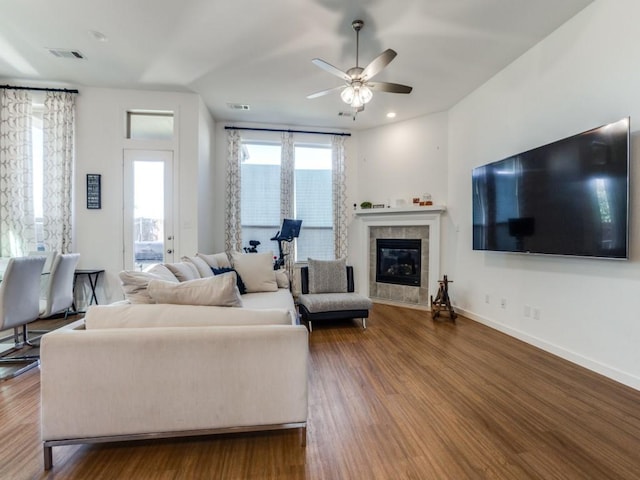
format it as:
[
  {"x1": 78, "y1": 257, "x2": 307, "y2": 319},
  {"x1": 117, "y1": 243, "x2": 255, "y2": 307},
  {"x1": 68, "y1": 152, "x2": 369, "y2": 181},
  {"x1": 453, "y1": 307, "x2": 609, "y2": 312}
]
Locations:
[
  {"x1": 360, "y1": 201, "x2": 372, "y2": 209},
  {"x1": 421, "y1": 193, "x2": 433, "y2": 206},
  {"x1": 430, "y1": 275, "x2": 456, "y2": 322},
  {"x1": 372, "y1": 203, "x2": 386, "y2": 209},
  {"x1": 354, "y1": 205, "x2": 446, "y2": 215}
]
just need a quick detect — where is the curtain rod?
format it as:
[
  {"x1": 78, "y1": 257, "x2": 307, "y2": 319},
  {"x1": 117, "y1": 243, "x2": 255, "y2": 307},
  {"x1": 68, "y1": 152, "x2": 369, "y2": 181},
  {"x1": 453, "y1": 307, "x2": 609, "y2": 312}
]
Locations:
[
  {"x1": 225, "y1": 126, "x2": 350, "y2": 137},
  {"x1": 0, "y1": 84, "x2": 79, "y2": 94}
]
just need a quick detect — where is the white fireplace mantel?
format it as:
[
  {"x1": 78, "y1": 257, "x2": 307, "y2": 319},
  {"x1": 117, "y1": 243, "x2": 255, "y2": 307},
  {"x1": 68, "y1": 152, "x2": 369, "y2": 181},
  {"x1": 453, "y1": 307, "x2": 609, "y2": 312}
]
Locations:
[
  {"x1": 354, "y1": 205, "x2": 446, "y2": 216},
  {"x1": 355, "y1": 206, "x2": 445, "y2": 306}
]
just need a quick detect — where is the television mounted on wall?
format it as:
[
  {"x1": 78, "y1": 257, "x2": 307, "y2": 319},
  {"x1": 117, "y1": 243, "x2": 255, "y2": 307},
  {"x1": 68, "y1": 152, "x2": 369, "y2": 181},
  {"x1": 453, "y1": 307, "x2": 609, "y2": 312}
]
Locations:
[{"x1": 472, "y1": 117, "x2": 629, "y2": 259}]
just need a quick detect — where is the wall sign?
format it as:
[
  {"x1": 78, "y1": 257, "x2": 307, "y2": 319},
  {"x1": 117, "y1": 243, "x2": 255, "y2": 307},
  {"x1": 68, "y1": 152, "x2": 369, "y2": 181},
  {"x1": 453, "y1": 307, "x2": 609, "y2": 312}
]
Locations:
[{"x1": 86, "y1": 174, "x2": 101, "y2": 209}]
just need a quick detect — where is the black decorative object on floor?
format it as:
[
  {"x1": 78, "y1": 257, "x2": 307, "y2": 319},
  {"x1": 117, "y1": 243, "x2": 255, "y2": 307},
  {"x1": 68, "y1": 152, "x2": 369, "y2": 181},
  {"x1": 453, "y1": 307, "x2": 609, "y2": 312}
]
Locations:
[{"x1": 430, "y1": 275, "x2": 456, "y2": 322}]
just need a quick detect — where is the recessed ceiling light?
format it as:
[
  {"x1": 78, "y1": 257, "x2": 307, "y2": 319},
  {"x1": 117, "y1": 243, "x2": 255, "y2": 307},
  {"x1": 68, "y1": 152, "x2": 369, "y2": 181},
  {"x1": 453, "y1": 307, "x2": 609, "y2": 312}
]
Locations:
[
  {"x1": 386, "y1": 112, "x2": 397, "y2": 118},
  {"x1": 89, "y1": 30, "x2": 108, "y2": 42}
]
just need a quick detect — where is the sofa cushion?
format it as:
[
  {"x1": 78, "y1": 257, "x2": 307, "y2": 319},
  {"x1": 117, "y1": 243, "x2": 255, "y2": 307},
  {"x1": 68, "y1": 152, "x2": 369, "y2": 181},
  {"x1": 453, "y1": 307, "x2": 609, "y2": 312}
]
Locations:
[
  {"x1": 297, "y1": 292, "x2": 372, "y2": 313},
  {"x1": 164, "y1": 261, "x2": 200, "y2": 282},
  {"x1": 148, "y1": 274, "x2": 243, "y2": 307},
  {"x1": 196, "y1": 252, "x2": 231, "y2": 269},
  {"x1": 212, "y1": 267, "x2": 246, "y2": 294},
  {"x1": 231, "y1": 251, "x2": 278, "y2": 293},
  {"x1": 307, "y1": 257, "x2": 347, "y2": 294},
  {"x1": 182, "y1": 255, "x2": 214, "y2": 278},
  {"x1": 275, "y1": 269, "x2": 289, "y2": 289},
  {"x1": 119, "y1": 266, "x2": 179, "y2": 304},
  {"x1": 84, "y1": 304, "x2": 293, "y2": 328}
]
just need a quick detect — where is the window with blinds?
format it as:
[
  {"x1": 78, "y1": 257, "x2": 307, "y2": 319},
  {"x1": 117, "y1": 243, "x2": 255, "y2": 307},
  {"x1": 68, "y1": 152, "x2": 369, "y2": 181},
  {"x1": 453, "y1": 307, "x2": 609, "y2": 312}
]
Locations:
[{"x1": 240, "y1": 141, "x2": 334, "y2": 261}]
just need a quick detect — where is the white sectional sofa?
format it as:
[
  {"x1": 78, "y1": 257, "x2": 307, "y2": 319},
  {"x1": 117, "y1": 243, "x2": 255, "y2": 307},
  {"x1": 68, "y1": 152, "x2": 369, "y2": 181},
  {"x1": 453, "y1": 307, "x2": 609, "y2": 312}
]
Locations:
[{"x1": 40, "y1": 252, "x2": 308, "y2": 470}]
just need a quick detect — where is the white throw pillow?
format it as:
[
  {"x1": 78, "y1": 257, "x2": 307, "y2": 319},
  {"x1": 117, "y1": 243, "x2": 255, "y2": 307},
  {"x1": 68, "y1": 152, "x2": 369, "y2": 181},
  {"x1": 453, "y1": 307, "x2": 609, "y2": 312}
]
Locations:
[
  {"x1": 164, "y1": 261, "x2": 200, "y2": 282},
  {"x1": 118, "y1": 268, "x2": 179, "y2": 304},
  {"x1": 147, "y1": 273, "x2": 243, "y2": 307},
  {"x1": 275, "y1": 268, "x2": 289, "y2": 289},
  {"x1": 182, "y1": 255, "x2": 214, "y2": 278},
  {"x1": 308, "y1": 257, "x2": 348, "y2": 293},
  {"x1": 196, "y1": 252, "x2": 231, "y2": 269},
  {"x1": 231, "y1": 251, "x2": 278, "y2": 293}
]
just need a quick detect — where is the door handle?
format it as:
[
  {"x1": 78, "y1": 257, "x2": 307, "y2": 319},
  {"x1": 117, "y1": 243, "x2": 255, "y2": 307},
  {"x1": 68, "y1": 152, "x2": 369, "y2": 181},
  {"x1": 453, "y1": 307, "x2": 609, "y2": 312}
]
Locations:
[{"x1": 167, "y1": 249, "x2": 173, "y2": 254}]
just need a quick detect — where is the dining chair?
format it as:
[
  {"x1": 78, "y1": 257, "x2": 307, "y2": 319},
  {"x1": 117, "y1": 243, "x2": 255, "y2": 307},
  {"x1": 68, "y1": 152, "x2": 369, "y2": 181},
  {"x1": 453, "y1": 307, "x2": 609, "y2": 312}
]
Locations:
[
  {"x1": 38, "y1": 253, "x2": 80, "y2": 319},
  {"x1": 0, "y1": 256, "x2": 47, "y2": 349}
]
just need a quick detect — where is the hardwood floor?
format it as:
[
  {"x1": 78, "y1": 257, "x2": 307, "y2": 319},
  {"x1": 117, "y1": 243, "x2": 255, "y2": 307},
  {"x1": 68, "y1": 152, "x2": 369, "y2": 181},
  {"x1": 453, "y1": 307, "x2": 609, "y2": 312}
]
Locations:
[{"x1": 1, "y1": 304, "x2": 639, "y2": 479}]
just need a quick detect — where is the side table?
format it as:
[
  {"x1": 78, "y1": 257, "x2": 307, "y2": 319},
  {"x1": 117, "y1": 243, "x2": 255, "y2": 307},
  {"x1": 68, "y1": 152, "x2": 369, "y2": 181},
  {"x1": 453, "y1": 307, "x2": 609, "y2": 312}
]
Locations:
[{"x1": 72, "y1": 269, "x2": 105, "y2": 313}]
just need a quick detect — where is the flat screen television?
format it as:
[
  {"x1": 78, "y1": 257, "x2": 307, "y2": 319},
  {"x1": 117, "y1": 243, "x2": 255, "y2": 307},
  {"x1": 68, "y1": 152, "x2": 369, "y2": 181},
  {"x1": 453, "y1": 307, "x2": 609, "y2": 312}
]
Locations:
[{"x1": 472, "y1": 118, "x2": 629, "y2": 259}]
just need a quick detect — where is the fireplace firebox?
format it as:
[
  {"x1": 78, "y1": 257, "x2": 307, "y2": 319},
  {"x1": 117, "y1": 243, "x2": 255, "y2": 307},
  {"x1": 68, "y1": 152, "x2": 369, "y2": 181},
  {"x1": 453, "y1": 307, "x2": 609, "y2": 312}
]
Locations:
[{"x1": 376, "y1": 238, "x2": 421, "y2": 287}]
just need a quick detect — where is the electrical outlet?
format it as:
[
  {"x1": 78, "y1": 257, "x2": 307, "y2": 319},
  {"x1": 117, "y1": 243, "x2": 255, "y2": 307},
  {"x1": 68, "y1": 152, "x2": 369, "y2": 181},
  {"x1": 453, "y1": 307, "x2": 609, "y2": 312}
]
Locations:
[
  {"x1": 533, "y1": 308, "x2": 541, "y2": 320},
  {"x1": 500, "y1": 298, "x2": 507, "y2": 309},
  {"x1": 524, "y1": 305, "x2": 531, "y2": 317},
  {"x1": 485, "y1": 294, "x2": 490, "y2": 304}
]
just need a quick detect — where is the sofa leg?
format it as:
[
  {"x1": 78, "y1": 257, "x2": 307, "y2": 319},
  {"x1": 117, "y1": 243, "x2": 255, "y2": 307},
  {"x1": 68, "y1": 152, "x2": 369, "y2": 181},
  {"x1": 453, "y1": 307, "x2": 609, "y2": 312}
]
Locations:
[
  {"x1": 308, "y1": 321, "x2": 313, "y2": 332},
  {"x1": 44, "y1": 445, "x2": 53, "y2": 470},
  {"x1": 300, "y1": 426, "x2": 307, "y2": 447},
  {"x1": 362, "y1": 318, "x2": 367, "y2": 329}
]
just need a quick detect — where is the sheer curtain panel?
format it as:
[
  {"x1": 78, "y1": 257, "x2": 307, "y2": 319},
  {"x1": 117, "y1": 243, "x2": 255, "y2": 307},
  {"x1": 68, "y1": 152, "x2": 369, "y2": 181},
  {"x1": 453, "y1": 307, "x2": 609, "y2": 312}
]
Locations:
[
  {"x1": 280, "y1": 132, "x2": 295, "y2": 273},
  {"x1": 42, "y1": 91, "x2": 76, "y2": 254},
  {"x1": 225, "y1": 130, "x2": 242, "y2": 253},
  {"x1": 0, "y1": 88, "x2": 36, "y2": 256},
  {"x1": 332, "y1": 135, "x2": 348, "y2": 259}
]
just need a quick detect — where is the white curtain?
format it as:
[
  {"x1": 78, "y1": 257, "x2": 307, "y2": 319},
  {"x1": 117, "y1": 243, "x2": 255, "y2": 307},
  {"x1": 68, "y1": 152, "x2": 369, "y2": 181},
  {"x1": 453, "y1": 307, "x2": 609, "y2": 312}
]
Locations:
[
  {"x1": 280, "y1": 132, "x2": 295, "y2": 273},
  {"x1": 0, "y1": 88, "x2": 36, "y2": 256},
  {"x1": 332, "y1": 135, "x2": 348, "y2": 259},
  {"x1": 42, "y1": 91, "x2": 76, "y2": 254},
  {"x1": 225, "y1": 130, "x2": 243, "y2": 253}
]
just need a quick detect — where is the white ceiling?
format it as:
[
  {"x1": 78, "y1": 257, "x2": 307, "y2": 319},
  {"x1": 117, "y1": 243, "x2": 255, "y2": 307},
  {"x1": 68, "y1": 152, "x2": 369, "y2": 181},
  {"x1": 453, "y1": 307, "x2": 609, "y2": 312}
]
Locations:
[{"x1": 0, "y1": 0, "x2": 593, "y2": 131}]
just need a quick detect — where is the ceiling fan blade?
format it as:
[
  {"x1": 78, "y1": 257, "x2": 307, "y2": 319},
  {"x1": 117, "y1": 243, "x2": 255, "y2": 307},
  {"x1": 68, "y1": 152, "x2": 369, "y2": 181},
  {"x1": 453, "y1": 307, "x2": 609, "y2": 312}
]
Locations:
[
  {"x1": 368, "y1": 81, "x2": 413, "y2": 94},
  {"x1": 361, "y1": 49, "x2": 397, "y2": 81},
  {"x1": 311, "y1": 58, "x2": 351, "y2": 82},
  {"x1": 307, "y1": 85, "x2": 345, "y2": 99}
]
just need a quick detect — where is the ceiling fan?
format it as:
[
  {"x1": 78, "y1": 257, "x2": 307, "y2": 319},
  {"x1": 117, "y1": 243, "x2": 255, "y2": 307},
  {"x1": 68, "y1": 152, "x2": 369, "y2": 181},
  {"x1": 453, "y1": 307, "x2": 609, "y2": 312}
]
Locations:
[{"x1": 307, "y1": 19, "x2": 413, "y2": 113}]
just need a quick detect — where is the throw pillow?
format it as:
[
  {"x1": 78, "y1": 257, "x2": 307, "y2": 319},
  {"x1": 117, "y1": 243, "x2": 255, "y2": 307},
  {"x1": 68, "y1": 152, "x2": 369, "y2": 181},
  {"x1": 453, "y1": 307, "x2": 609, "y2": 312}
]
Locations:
[
  {"x1": 196, "y1": 252, "x2": 231, "y2": 269},
  {"x1": 308, "y1": 257, "x2": 348, "y2": 293},
  {"x1": 231, "y1": 251, "x2": 278, "y2": 293},
  {"x1": 212, "y1": 267, "x2": 247, "y2": 294},
  {"x1": 164, "y1": 261, "x2": 200, "y2": 282},
  {"x1": 275, "y1": 268, "x2": 289, "y2": 289},
  {"x1": 147, "y1": 274, "x2": 243, "y2": 307},
  {"x1": 118, "y1": 268, "x2": 179, "y2": 304},
  {"x1": 182, "y1": 255, "x2": 214, "y2": 278}
]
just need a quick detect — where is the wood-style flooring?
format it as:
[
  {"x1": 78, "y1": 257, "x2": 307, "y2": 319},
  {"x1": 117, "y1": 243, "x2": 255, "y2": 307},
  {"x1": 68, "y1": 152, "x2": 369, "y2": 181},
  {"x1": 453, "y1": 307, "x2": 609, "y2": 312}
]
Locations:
[{"x1": 1, "y1": 304, "x2": 639, "y2": 479}]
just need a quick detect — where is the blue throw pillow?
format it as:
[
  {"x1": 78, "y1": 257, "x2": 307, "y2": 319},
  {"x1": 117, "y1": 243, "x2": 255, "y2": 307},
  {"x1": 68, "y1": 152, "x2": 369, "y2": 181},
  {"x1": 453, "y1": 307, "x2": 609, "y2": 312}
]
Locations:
[{"x1": 212, "y1": 267, "x2": 246, "y2": 294}]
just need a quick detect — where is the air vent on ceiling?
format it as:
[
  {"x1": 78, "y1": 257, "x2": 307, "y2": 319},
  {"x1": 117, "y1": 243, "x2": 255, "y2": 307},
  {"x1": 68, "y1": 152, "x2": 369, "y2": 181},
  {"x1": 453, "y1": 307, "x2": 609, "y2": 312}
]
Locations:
[
  {"x1": 227, "y1": 103, "x2": 250, "y2": 111},
  {"x1": 48, "y1": 48, "x2": 85, "y2": 59}
]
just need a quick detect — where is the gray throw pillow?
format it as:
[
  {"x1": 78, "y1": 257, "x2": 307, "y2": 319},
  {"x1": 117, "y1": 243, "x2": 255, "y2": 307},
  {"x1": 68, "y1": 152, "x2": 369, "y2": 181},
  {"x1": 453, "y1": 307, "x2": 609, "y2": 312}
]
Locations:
[{"x1": 308, "y1": 257, "x2": 347, "y2": 293}]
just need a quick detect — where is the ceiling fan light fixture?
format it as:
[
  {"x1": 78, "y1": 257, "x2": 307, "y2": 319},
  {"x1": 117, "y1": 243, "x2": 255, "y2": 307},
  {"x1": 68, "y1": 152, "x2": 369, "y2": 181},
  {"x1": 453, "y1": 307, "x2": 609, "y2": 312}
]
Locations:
[
  {"x1": 359, "y1": 85, "x2": 373, "y2": 104},
  {"x1": 340, "y1": 85, "x2": 355, "y2": 104},
  {"x1": 341, "y1": 84, "x2": 373, "y2": 108}
]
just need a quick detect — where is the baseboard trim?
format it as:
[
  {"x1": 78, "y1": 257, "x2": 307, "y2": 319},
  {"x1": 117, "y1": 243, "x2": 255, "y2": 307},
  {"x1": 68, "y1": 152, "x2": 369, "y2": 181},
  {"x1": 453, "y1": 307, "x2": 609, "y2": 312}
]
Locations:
[{"x1": 456, "y1": 307, "x2": 640, "y2": 392}]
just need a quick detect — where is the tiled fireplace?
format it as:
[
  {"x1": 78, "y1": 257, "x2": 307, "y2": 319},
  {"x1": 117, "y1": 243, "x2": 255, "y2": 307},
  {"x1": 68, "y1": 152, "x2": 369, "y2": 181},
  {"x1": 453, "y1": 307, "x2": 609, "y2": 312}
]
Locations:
[{"x1": 355, "y1": 207, "x2": 444, "y2": 308}]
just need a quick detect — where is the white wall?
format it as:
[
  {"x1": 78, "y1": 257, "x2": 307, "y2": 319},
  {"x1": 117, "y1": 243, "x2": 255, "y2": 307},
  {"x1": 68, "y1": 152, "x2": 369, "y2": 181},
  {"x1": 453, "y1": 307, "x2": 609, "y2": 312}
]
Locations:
[
  {"x1": 446, "y1": 0, "x2": 640, "y2": 389},
  {"x1": 75, "y1": 87, "x2": 215, "y2": 304},
  {"x1": 349, "y1": 113, "x2": 450, "y2": 278},
  {"x1": 197, "y1": 97, "x2": 217, "y2": 252}
]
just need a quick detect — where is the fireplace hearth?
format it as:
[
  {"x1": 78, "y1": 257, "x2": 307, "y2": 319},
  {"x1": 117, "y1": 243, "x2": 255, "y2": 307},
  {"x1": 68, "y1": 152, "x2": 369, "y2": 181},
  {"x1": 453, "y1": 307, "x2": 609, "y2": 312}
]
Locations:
[{"x1": 376, "y1": 238, "x2": 421, "y2": 287}]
